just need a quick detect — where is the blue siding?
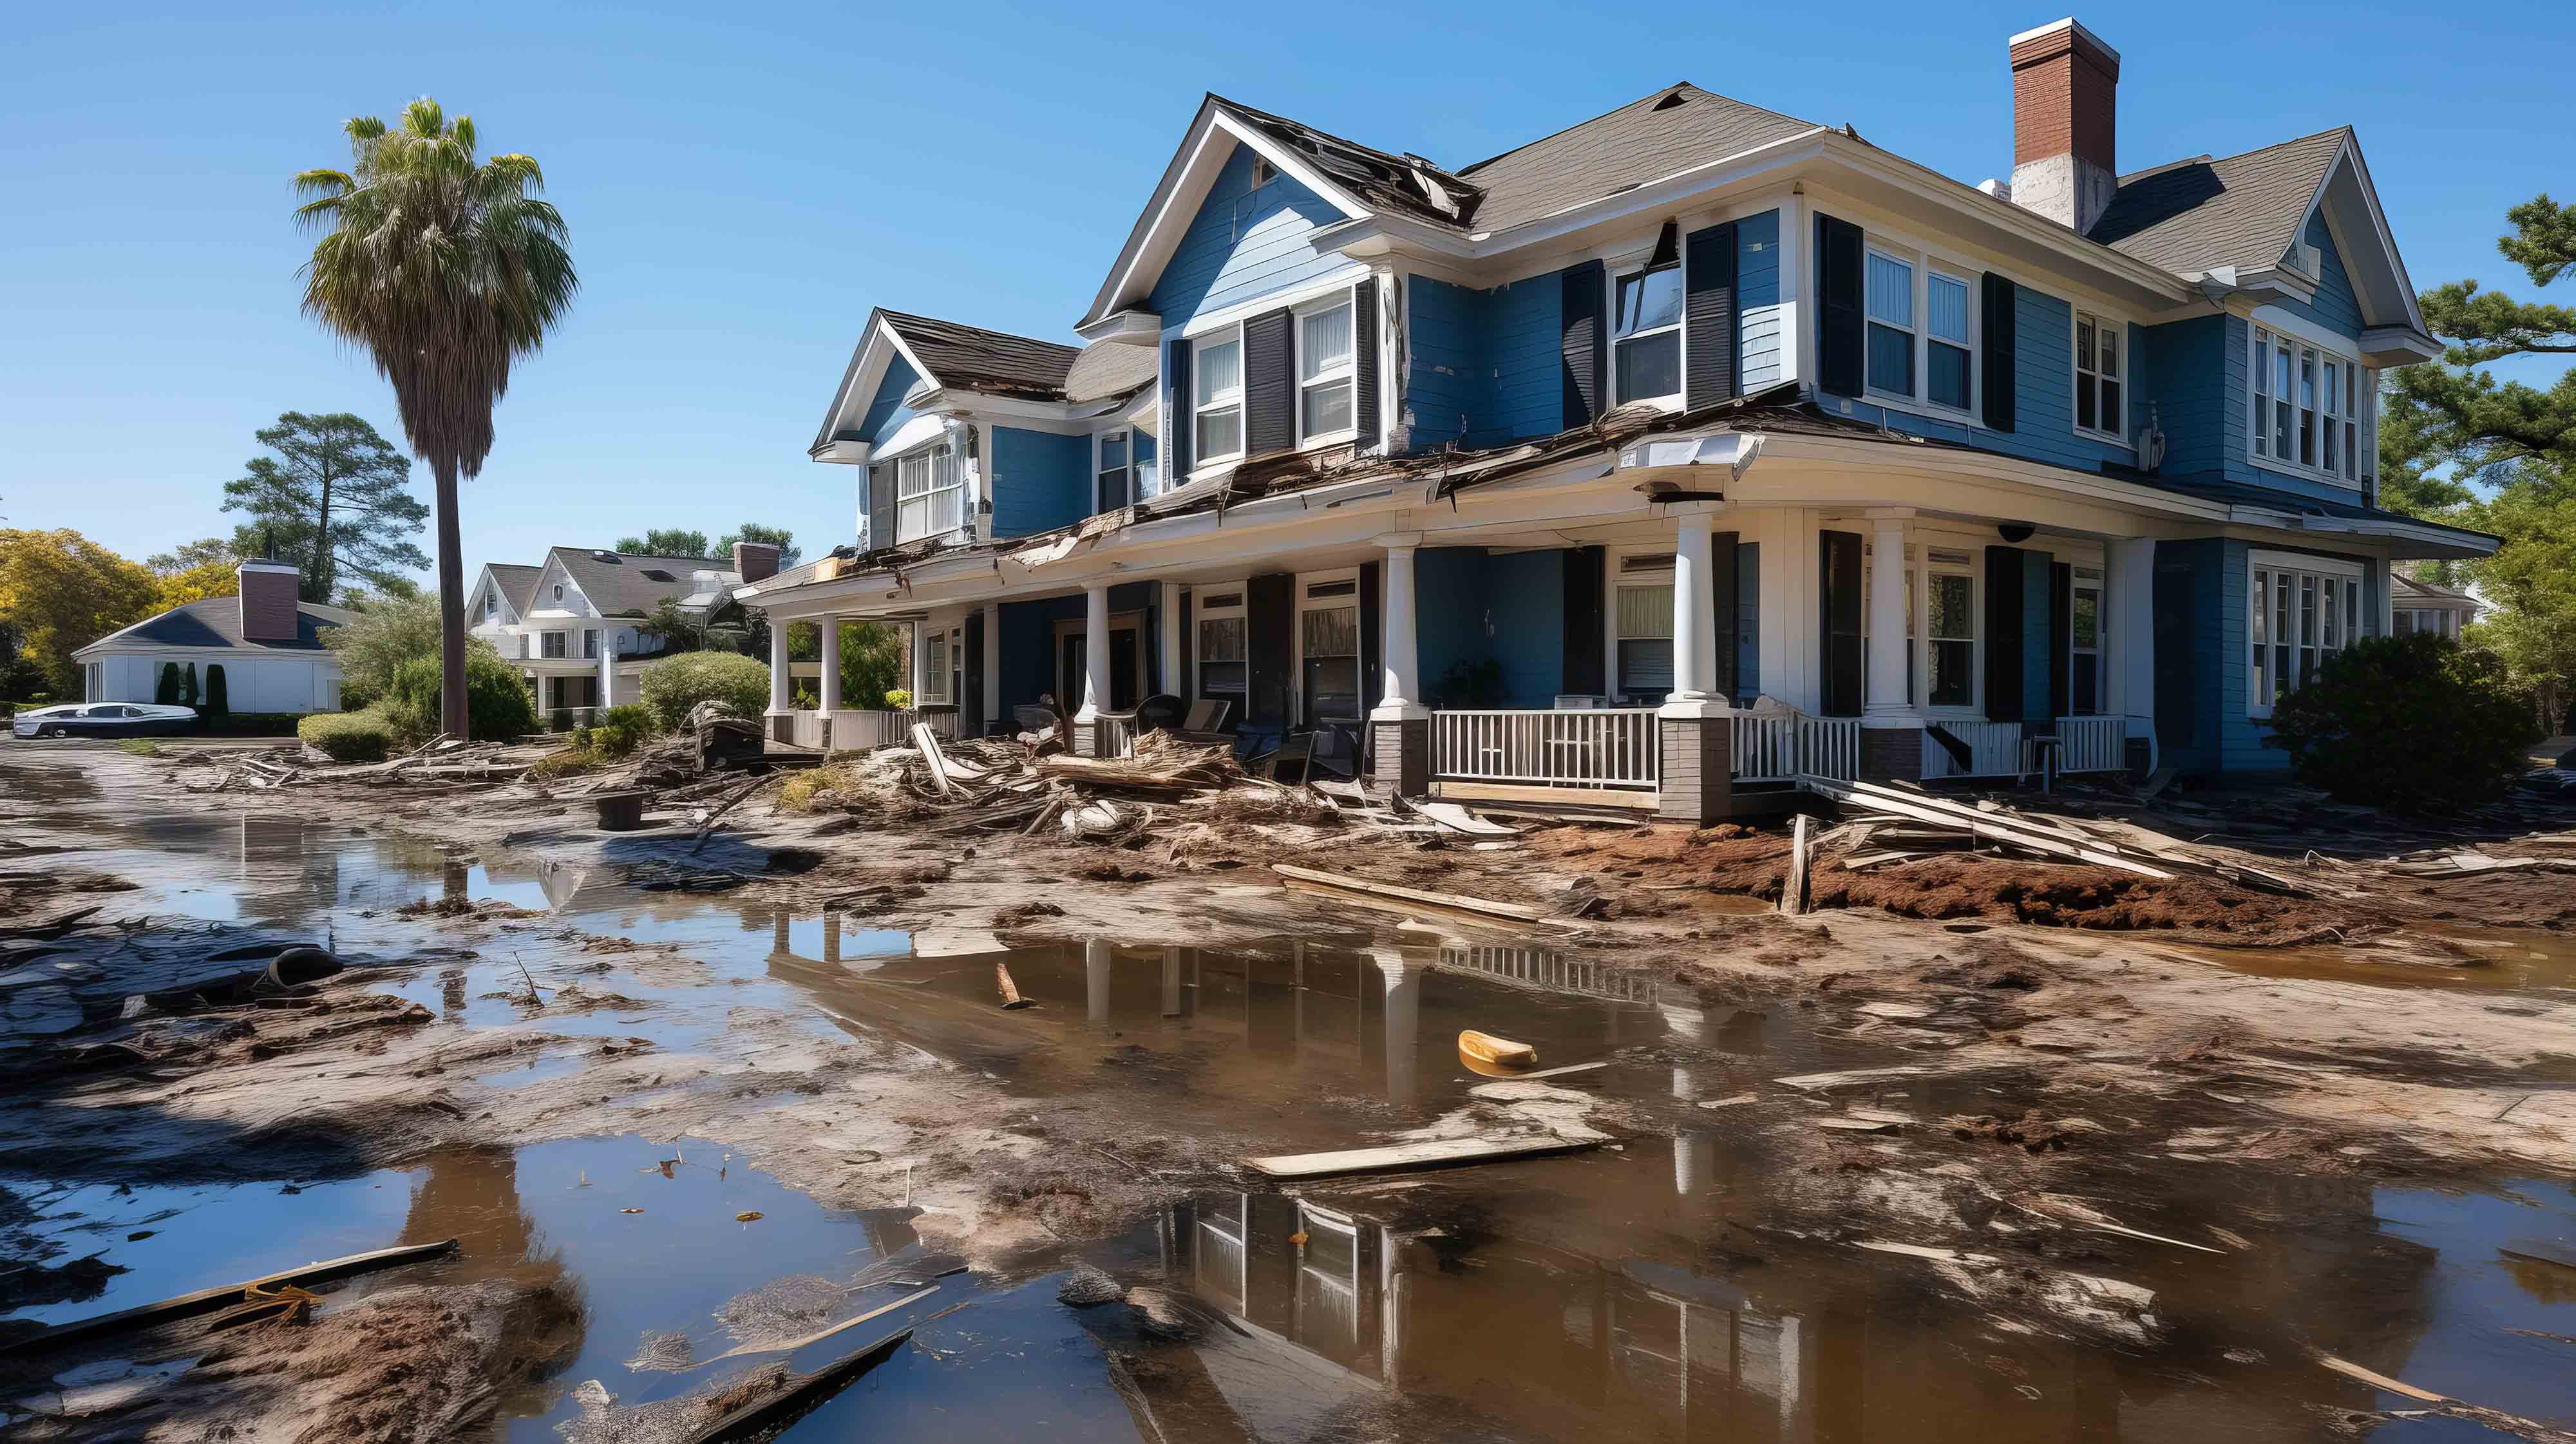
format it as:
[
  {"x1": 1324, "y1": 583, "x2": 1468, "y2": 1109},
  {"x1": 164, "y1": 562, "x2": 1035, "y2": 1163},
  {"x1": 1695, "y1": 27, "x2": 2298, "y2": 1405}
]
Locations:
[
  {"x1": 989, "y1": 426, "x2": 1089, "y2": 538},
  {"x1": 2141, "y1": 314, "x2": 2231, "y2": 482},
  {"x1": 1406, "y1": 278, "x2": 1481, "y2": 450},
  {"x1": 1412, "y1": 547, "x2": 1566, "y2": 708},
  {"x1": 856, "y1": 355, "x2": 922, "y2": 444},
  {"x1": 2020, "y1": 550, "x2": 2053, "y2": 722},
  {"x1": 2276, "y1": 211, "x2": 2363, "y2": 339},
  {"x1": 1736, "y1": 210, "x2": 1783, "y2": 390},
  {"x1": 1819, "y1": 281, "x2": 2136, "y2": 471},
  {"x1": 1477, "y1": 276, "x2": 1561, "y2": 446},
  {"x1": 1146, "y1": 146, "x2": 1351, "y2": 323}
]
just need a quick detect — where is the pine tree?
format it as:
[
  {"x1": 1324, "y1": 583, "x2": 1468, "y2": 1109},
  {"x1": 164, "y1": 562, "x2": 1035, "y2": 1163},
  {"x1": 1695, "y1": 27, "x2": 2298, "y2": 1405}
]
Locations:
[{"x1": 222, "y1": 412, "x2": 432, "y2": 602}]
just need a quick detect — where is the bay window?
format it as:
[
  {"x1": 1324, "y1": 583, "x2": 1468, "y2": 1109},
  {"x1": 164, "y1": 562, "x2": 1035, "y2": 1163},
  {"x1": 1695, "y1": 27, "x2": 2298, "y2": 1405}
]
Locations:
[
  {"x1": 1196, "y1": 588, "x2": 1247, "y2": 699},
  {"x1": 895, "y1": 443, "x2": 963, "y2": 542},
  {"x1": 1193, "y1": 330, "x2": 1244, "y2": 464},
  {"x1": 2248, "y1": 553, "x2": 2366, "y2": 716},
  {"x1": 1296, "y1": 296, "x2": 1355, "y2": 439},
  {"x1": 2250, "y1": 324, "x2": 2371, "y2": 486},
  {"x1": 1612, "y1": 263, "x2": 1683, "y2": 404},
  {"x1": 2075, "y1": 310, "x2": 2122, "y2": 441}
]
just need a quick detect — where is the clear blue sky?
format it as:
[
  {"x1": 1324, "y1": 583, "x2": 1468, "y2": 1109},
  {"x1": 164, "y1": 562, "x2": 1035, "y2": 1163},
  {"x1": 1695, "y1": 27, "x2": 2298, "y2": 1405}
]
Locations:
[{"x1": 5, "y1": 0, "x2": 2566, "y2": 580}]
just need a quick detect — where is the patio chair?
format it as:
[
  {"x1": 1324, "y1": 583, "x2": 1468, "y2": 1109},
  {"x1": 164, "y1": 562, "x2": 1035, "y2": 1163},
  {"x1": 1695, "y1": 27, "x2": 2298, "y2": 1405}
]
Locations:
[{"x1": 1250, "y1": 732, "x2": 1314, "y2": 783}]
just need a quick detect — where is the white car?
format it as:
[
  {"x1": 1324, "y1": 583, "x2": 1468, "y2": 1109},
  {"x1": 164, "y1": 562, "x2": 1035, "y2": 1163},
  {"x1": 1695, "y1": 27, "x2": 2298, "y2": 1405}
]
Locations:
[{"x1": 12, "y1": 703, "x2": 198, "y2": 739}]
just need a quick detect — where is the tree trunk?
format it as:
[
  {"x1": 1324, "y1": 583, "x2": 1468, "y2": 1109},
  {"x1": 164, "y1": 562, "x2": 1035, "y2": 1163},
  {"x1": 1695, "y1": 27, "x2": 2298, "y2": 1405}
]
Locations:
[
  {"x1": 433, "y1": 458, "x2": 468, "y2": 738},
  {"x1": 312, "y1": 466, "x2": 335, "y2": 603}
]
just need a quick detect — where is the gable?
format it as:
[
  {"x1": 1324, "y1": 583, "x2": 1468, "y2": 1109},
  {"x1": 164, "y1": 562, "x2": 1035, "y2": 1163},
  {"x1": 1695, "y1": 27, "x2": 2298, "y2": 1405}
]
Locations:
[
  {"x1": 2277, "y1": 211, "x2": 2362, "y2": 337},
  {"x1": 857, "y1": 353, "x2": 924, "y2": 445},
  {"x1": 1146, "y1": 144, "x2": 1354, "y2": 324}
]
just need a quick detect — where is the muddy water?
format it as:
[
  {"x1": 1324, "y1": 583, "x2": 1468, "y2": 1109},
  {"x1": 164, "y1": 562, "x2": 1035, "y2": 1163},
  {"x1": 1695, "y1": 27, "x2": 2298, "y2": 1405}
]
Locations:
[{"x1": 6, "y1": 777, "x2": 2576, "y2": 1440}]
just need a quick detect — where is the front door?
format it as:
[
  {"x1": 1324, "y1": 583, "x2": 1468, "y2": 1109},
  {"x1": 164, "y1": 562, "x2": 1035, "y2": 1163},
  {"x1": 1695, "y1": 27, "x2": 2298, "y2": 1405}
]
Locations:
[{"x1": 1056, "y1": 615, "x2": 1144, "y2": 711}]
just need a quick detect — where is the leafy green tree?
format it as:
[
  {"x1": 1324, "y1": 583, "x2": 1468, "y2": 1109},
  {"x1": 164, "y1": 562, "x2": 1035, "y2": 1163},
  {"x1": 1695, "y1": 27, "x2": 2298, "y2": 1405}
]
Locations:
[
  {"x1": 714, "y1": 522, "x2": 800, "y2": 569},
  {"x1": 0, "y1": 529, "x2": 158, "y2": 695},
  {"x1": 386, "y1": 642, "x2": 538, "y2": 742},
  {"x1": 782, "y1": 619, "x2": 904, "y2": 708},
  {"x1": 220, "y1": 413, "x2": 430, "y2": 601},
  {"x1": 296, "y1": 98, "x2": 576, "y2": 739},
  {"x1": 322, "y1": 591, "x2": 442, "y2": 705},
  {"x1": 146, "y1": 537, "x2": 237, "y2": 575},
  {"x1": 613, "y1": 528, "x2": 711, "y2": 558}
]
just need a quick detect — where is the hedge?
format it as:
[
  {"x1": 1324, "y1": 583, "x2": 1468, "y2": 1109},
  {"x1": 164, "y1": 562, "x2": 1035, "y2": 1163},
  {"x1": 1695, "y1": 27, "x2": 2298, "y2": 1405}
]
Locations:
[
  {"x1": 298, "y1": 708, "x2": 395, "y2": 763},
  {"x1": 638, "y1": 652, "x2": 770, "y2": 731},
  {"x1": 386, "y1": 646, "x2": 540, "y2": 743},
  {"x1": 2265, "y1": 632, "x2": 2541, "y2": 812}
]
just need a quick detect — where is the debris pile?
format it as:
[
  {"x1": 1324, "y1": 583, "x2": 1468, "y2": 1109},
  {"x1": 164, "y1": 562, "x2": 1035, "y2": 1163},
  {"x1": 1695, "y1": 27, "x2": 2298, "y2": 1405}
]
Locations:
[{"x1": 186, "y1": 734, "x2": 539, "y2": 793}]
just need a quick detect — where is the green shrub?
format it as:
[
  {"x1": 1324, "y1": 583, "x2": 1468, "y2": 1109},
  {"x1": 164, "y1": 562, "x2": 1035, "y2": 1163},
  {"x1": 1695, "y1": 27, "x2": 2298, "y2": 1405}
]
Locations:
[
  {"x1": 2266, "y1": 632, "x2": 2541, "y2": 812},
  {"x1": 299, "y1": 708, "x2": 395, "y2": 763},
  {"x1": 883, "y1": 687, "x2": 913, "y2": 709},
  {"x1": 638, "y1": 652, "x2": 770, "y2": 731},
  {"x1": 204, "y1": 663, "x2": 229, "y2": 716},
  {"x1": 386, "y1": 645, "x2": 540, "y2": 743},
  {"x1": 592, "y1": 703, "x2": 652, "y2": 757}
]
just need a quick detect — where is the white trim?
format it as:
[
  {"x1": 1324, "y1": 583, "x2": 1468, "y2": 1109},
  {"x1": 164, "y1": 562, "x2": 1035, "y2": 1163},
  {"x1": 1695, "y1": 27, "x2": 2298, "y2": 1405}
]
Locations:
[
  {"x1": 2071, "y1": 307, "x2": 2127, "y2": 447},
  {"x1": 2246, "y1": 553, "x2": 2369, "y2": 718},
  {"x1": 2248, "y1": 317, "x2": 2372, "y2": 488},
  {"x1": 1609, "y1": 258, "x2": 1685, "y2": 410},
  {"x1": 1174, "y1": 265, "x2": 1373, "y2": 341},
  {"x1": 1848, "y1": 225, "x2": 1982, "y2": 424},
  {"x1": 1189, "y1": 323, "x2": 1247, "y2": 468},
  {"x1": 2249, "y1": 547, "x2": 2365, "y2": 578},
  {"x1": 1293, "y1": 286, "x2": 1359, "y2": 447}
]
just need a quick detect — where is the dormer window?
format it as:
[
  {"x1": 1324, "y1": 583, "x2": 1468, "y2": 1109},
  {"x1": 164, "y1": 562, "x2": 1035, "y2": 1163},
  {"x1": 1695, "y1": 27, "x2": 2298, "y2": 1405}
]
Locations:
[
  {"x1": 553, "y1": 584, "x2": 564, "y2": 601},
  {"x1": 1193, "y1": 330, "x2": 1244, "y2": 465},
  {"x1": 1611, "y1": 264, "x2": 1683, "y2": 404},
  {"x1": 895, "y1": 443, "x2": 963, "y2": 542},
  {"x1": 1296, "y1": 295, "x2": 1355, "y2": 441},
  {"x1": 2075, "y1": 310, "x2": 2123, "y2": 441}
]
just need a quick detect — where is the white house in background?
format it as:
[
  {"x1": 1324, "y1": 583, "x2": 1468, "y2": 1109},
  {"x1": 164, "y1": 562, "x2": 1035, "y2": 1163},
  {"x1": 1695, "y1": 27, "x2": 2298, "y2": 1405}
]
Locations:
[
  {"x1": 2390, "y1": 572, "x2": 2478, "y2": 640},
  {"x1": 75, "y1": 560, "x2": 352, "y2": 714},
  {"x1": 465, "y1": 542, "x2": 783, "y2": 722}
]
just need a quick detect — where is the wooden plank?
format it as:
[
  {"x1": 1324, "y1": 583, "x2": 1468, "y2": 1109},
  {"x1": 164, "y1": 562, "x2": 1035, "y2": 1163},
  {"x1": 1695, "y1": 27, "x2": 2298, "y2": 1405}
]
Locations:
[
  {"x1": 1416, "y1": 801, "x2": 1522, "y2": 837},
  {"x1": 2503, "y1": 1237, "x2": 2576, "y2": 1269},
  {"x1": 1247, "y1": 1131, "x2": 1603, "y2": 1180},
  {"x1": 911, "y1": 723, "x2": 954, "y2": 796},
  {"x1": 687, "y1": 1304, "x2": 969, "y2": 1444},
  {"x1": 1774, "y1": 1063, "x2": 2011, "y2": 1093},
  {"x1": 690, "y1": 1286, "x2": 941, "y2": 1368},
  {"x1": 1271, "y1": 864, "x2": 1556, "y2": 924},
  {"x1": 0, "y1": 1239, "x2": 460, "y2": 1358},
  {"x1": 1809, "y1": 778, "x2": 2174, "y2": 880},
  {"x1": 1780, "y1": 812, "x2": 1812, "y2": 916}
]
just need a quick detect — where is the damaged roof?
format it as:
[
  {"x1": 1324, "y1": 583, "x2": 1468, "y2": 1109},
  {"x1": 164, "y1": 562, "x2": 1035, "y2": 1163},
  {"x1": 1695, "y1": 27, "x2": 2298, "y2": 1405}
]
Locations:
[
  {"x1": 2087, "y1": 128, "x2": 2349, "y2": 277},
  {"x1": 1208, "y1": 95, "x2": 1479, "y2": 228},
  {"x1": 545, "y1": 547, "x2": 743, "y2": 619},
  {"x1": 1063, "y1": 339, "x2": 1159, "y2": 405},
  {"x1": 1453, "y1": 83, "x2": 1824, "y2": 234},
  {"x1": 882, "y1": 310, "x2": 1083, "y2": 401}
]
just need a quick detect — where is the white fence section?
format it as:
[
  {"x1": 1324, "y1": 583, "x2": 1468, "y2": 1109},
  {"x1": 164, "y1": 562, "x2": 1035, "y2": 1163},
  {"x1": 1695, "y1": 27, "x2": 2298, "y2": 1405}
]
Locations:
[
  {"x1": 1920, "y1": 720, "x2": 2028, "y2": 779},
  {"x1": 1098, "y1": 713, "x2": 1138, "y2": 759},
  {"x1": 1797, "y1": 717, "x2": 1861, "y2": 782},
  {"x1": 1439, "y1": 945, "x2": 1662, "y2": 1003},
  {"x1": 1430, "y1": 708, "x2": 1660, "y2": 790},
  {"x1": 1732, "y1": 713, "x2": 1797, "y2": 783},
  {"x1": 787, "y1": 708, "x2": 959, "y2": 752},
  {"x1": 2054, "y1": 716, "x2": 2128, "y2": 774}
]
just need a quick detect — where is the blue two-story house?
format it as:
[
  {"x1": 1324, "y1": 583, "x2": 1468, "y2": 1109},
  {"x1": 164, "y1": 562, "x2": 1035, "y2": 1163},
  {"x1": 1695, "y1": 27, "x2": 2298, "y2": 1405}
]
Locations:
[{"x1": 743, "y1": 16, "x2": 2494, "y2": 820}]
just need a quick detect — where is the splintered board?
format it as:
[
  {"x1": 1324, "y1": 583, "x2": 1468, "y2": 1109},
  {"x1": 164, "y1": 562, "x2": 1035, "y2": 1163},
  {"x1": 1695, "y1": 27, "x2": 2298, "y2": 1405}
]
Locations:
[{"x1": 1245, "y1": 1132, "x2": 1602, "y2": 1180}]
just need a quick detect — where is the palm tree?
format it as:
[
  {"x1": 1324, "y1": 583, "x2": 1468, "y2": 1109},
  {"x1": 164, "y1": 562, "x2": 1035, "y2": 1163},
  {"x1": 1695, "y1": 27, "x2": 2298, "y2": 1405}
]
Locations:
[{"x1": 294, "y1": 99, "x2": 574, "y2": 736}]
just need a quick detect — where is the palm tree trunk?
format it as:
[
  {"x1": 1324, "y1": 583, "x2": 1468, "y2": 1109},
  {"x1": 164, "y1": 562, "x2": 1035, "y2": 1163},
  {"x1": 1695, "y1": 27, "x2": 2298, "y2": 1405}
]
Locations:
[{"x1": 433, "y1": 458, "x2": 468, "y2": 737}]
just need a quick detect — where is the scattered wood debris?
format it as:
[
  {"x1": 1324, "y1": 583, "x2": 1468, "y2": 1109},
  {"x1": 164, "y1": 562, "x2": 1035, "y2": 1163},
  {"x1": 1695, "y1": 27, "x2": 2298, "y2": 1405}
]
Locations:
[{"x1": 0, "y1": 1239, "x2": 460, "y2": 1358}]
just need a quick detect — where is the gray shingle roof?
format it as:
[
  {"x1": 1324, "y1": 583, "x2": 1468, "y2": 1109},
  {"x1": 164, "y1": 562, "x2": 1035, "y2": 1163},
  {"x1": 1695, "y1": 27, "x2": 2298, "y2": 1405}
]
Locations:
[
  {"x1": 1452, "y1": 84, "x2": 1823, "y2": 234},
  {"x1": 83, "y1": 597, "x2": 357, "y2": 655},
  {"x1": 2087, "y1": 128, "x2": 2347, "y2": 276},
  {"x1": 882, "y1": 310, "x2": 1082, "y2": 401},
  {"x1": 1063, "y1": 340, "x2": 1159, "y2": 405},
  {"x1": 1208, "y1": 96, "x2": 1479, "y2": 229},
  {"x1": 547, "y1": 548, "x2": 741, "y2": 619},
  {"x1": 486, "y1": 562, "x2": 542, "y2": 617},
  {"x1": 2391, "y1": 573, "x2": 2476, "y2": 605}
]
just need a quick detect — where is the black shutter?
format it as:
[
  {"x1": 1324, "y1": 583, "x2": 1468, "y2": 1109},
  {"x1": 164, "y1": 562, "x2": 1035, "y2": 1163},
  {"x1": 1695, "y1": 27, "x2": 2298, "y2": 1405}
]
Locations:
[
  {"x1": 866, "y1": 462, "x2": 894, "y2": 551},
  {"x1": 1985, "y1": 546, "x2": 2026, "y2": 722},
  {"x1": 1982, "y1": 272, "x2": 2016, "y2": 432},
  {"x1": 1353, "y1": 278, "x2": 1381, "y2": 449},
  {"x1": 1710, "y1": 532, "x2": 1739, "y2": 701},
  {"x1": 1684, "y1": 222, "x2": 1738, "y2": 409},
  {"x1": 2049, "y1": 560, "x2": 2072, "y2": 721},
  {"x1": 1815, "y1": 214, "x2": 1865, "y2": 399},
  {"x1": 1819, "y1": 530, "x2": 1864, "y2": 716},
  {"x1": 1245, "y1": 573, "x2": 1294, "y2": 728},
  {"x1": 1244, "y1": 308, "x2": 1295, "y2": 455},
  {"x1": 1166, "y1": 339, "x2": 1191, "y2": 477},
  {"x1": 1562, "y1": 546, "x2": 1604, "y2": 697},
  {"x1": 1560, "y1": 260, "x2": 1605, "y2": 426}
]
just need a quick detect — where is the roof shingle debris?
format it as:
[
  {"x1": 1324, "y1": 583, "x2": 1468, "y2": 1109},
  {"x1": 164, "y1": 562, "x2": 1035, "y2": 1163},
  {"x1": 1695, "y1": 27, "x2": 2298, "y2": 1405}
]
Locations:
[{"x1": 879, "y1": 309, "x2": 1082, "y2": 401}]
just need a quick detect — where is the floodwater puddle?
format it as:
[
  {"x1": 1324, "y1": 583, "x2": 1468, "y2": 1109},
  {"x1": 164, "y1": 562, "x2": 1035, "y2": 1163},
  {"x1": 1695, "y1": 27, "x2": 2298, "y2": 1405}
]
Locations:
[
  {"x1": 2155, "y1": 925, "x2": 2576, "y2": 996},
  {"x1": 8, "y1": 787, "x2": 2575, "y2": 1439}
]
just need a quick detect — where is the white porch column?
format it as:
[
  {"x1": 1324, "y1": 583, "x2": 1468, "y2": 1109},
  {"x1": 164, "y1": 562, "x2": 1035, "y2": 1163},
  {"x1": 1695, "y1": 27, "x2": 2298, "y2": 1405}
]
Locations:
[
  {"x1": 1077, "y1": 583, "x2": 1110, "y2": 721},
  {"x1": 766, "y1": 618, "x2": 791, "y2": 716},
  {"x1": 817, "y1": 614, "x2": 840, "y2": 712},
  {"x1": 981, "y1": 601, "x2": 1003, "y2": 725},
  {"x1": 1156, "y1": 582, "x2": 1183, "y2": 696},
  {"x1": 1372, "y1": 533, "x2": 1427, "y2": 719},
  {"x1": 1372, "y1": 945, "x2": 1419, "y2": 1108},
  {"x1": 598, "y1": 627, "x2": 616, "y2": 714},
  {"x1": 1670, "y1": 509, "x2": 1719, "y2": 705},
  {"x1": 1863, "y1": 511, "x2": 1917, "y2": 723},
  {"x1": 2108, "y1": 537, "x2": 2156, "y2": 739}
]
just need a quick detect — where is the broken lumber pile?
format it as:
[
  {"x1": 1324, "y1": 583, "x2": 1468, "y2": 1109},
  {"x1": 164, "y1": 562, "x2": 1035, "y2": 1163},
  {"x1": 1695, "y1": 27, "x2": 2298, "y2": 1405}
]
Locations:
[
  {"x1": 1802, "y1": 777, "x2": 2345, "y2": 899},
  {"x1": 185, "y1": 736, "x2": 538, "y2": 794}
]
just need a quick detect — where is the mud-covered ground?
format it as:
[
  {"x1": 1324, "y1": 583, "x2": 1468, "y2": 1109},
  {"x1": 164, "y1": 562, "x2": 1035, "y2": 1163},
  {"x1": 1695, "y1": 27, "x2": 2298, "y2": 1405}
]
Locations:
[{"x1": 5, "y1": 741, "x2": 2573, "y2": 1443}]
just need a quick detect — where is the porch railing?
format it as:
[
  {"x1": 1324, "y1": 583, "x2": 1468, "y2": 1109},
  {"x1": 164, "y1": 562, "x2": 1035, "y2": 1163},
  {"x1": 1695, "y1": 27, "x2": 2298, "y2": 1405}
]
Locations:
[
  {"x1": 1732, "y1": 713, "x2": 1860, "y2": 784},
  {"x1": 789, "y1": 707, "x2": 960, "y2": 752},
  {"x1": 1797, "y1": 717, "x2": 1861, "y2": 782},
  {"x1": 1920, "y1": 720, "x2": 2027, "y2": 779},
  {"x1": 2054, "y1": 716, "x2": 2128, "y2": 774},
  {"x1": 1099, "y1": 712, "x2": 1138, "y2": 759},
  {"x1": 1431, "y1": 708, "x2": 1660, "y2": 790}
]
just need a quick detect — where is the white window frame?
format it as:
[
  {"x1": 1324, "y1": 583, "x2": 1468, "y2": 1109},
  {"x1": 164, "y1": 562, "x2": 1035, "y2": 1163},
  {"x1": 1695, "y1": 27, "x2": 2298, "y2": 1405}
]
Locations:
[
  {"x1": 1293, "y1": 291, "x2": 1358, "y2": 445},
  {"x1": 1095, "y1": 429, "x2": 1135, "y2": 514},
  {"x1": 893, "y1": 441, "x2": 964, "y2": 544},
  {"x1": 1921, "y1": 546, "x2": 1981, "y2": 714},
  {"x1": 1851, "y1": 230, "x2": 1981, "y2": 422},
  {"x1": 1605, "y1": 548, "x2": 1678, "y2": 703},
  {"x1": 1609, "y1": 261, "x2": 1685, "y2": 409},
  {"x1": 583, "y1": 628, "x2": 599, "y2": 661},
  {"x1": 2249, "y1": 317, "x2": 2373, "y2": 488},
  {"x1": 1195, "y1": 584, "x2": 1248, "y2": 700},
  {"x1": 1192, "y1": 325, "x2": 1245, "y2": 468},
  {"x1": 916, "y1": 622, "x2": 958, "y2": 706},
  {"x1": 2073, "y1": 309, "x2": 2125, "y2": 444},
  {"x1": 2246, "y1": 550, "x2": 2367, "y2": 719},
  {"x1": 541, "y1": 629, "x2": 567, "y2": 660},
  {"x1": 1293, "y1": 568, "x2": 1363, "y2": 727}
]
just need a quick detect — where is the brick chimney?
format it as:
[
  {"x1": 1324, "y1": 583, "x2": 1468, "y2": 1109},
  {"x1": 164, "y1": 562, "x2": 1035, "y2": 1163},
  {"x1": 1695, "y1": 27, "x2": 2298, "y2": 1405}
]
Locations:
[
  {"x1": 236, "y1": 560, "x2": 302, "y2": 641},
  {"x1": 731, "y1": 542, "x2": 781, "y2": 584},
  {"x1": 2008, "y1": 17, "x2": 2120, "y2": 234}
]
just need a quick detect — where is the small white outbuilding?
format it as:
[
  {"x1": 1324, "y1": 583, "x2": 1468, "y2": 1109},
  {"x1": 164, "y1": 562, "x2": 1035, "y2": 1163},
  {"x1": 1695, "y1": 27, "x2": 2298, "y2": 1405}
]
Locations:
[{"x1": 73, "y1": 560, "x2": 355, "y2": 716}]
